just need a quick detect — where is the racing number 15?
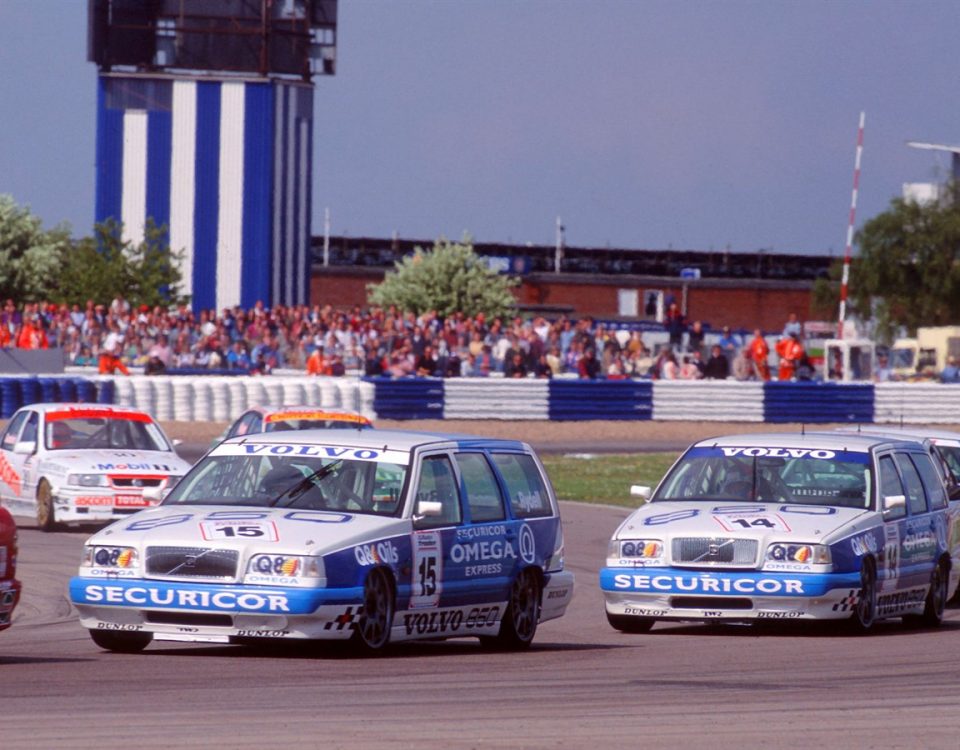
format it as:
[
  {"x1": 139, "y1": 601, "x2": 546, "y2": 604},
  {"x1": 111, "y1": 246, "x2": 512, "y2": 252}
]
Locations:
[{"x1": 418, "y1": 556, "x2": 437, "y2": 596}]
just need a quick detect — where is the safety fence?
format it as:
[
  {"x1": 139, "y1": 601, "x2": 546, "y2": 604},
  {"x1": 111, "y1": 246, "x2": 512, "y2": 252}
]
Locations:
[{"x1": 0, "y1": 374, "x2": 957, "y2": 425}]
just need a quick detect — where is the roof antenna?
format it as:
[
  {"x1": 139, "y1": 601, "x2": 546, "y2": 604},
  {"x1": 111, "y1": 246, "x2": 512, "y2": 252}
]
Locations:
[{"x1": 801, "y1": 423, "x2": 806, "y2": 436}]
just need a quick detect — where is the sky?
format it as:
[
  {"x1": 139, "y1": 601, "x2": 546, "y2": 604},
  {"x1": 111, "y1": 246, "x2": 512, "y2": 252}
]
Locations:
[{"x1": 2, "y1": 0, "x2": 959, "y2": 257}]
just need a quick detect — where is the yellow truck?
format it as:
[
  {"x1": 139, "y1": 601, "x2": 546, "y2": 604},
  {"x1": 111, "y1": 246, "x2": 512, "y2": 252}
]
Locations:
[{"x1": 889, "y1": 326, "x2": 960, "y2": 379}]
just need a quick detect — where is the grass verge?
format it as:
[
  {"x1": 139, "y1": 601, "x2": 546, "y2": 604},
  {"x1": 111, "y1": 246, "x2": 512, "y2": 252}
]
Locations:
[{"x1": 541, "y1": 452, "x2": 679, "y2": 507}]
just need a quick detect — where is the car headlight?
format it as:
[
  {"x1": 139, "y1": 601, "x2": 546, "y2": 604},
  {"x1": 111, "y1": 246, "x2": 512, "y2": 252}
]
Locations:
[
  {"x1": 83, "y1": 545, "x2": 139, "y2": 569},
  {"x1": 608, "y1": 538, "x2": 664, "y2": 564},
  {"x1": 164, "y1": 475, "x2": 184, "y2": 488},
  {"x1": 68, "y1": 473, "x2": 109, "y2": 487},
  {"x1": 245, "y1": 554, "x2": 325, "y2": 581},
  {"x1": 765, "y1": 543, "x2": 831, "y2": 565}
]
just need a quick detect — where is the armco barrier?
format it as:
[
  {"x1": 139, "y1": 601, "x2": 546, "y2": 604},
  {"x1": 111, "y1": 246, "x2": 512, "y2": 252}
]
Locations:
[
  {"x1": 444, "y1": 378, "x2": 549, "y2": 419},
  {"x1": 549, "y1": 379, "x2": 652, "y2": 420},
  {"x1": 369, "y1": 377, "x2": 443, "y2": 420},
  {"x1": 763, "y1": 381, "x2": 874, "y2": 423},
  {"x1": 874, "y1": 382, "x2": 960, "y2": 424},
  {"x1": 653, "y1": 380, "x2": 764, "y2": 422},
  {"x1": 4, "y1": 374, "x2": 960, "y2": 426}
]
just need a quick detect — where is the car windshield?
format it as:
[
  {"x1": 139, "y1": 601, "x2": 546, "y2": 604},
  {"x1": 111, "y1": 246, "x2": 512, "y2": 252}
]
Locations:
[
  {"x1": 45, "y1": 414, "x2": 171, "y2": 452},
  {"x1": 163, "y1": 451, "x2": 408, "y2": 516},
  {"x1": 934, "y1": 443, "x2": 960, "y2": 482},
  {"x1": 653, "y1": 446, "x2": 872, "y2": 509}
]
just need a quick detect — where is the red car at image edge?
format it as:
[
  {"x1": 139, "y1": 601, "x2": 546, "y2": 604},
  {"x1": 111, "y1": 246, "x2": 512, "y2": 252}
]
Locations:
[{"x1": 0, "y1": 507, "x2": 20, "y2": 631}]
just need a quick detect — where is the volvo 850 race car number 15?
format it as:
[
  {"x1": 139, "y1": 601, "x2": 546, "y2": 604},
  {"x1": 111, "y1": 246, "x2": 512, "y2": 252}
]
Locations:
[
  {"x1": 69, "y1": 429, "x2": 573, "y2": 653},
  {"x1": 0, "y1": 404, "x2": 192, "y2": 531},
  {"x1": 600, "y1": 432, "x2": 960, "y2": 632}
]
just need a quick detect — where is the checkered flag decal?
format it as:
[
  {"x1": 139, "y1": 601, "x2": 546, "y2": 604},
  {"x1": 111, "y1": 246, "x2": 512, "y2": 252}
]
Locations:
[
  {"x1": 324, "y1": 605, "x2": 363, "y2": 631},
  {"x1": 832, "y1": 589, "x2": 859, "y2": 612}
]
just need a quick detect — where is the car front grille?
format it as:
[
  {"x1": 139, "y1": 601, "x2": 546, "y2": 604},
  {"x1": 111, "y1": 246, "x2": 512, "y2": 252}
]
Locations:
[
  {"x1": 145, "y1": 546, "x2": 239, "y2": 580},
  {"x1": 111, "y1": 477, "x2": 164, "y2": 487},
  {"x1": 671, "y1": 537, "x2": 758, "y2": 568}
]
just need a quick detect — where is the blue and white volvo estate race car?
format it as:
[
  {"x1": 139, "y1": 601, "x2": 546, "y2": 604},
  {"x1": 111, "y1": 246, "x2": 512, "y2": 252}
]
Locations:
[
  {"x1": 69, "y1": 430, "x2": 573, "y2": 653},
  {"x1": 600, "y1": 432, "x2": 960, "y2": 632}
]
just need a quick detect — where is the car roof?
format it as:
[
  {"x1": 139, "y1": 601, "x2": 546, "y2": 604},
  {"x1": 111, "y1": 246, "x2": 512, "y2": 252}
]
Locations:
[
  {"x1": 691, "y1": 431, "x2": 927, "y2": 453},
  {"x1": 834, "y1": 424, "x2": 960, "y2": 446},
  {"x1": 23, "y1": 403, "x2": 154, "y2": 419},
  {"x1": 258, "y1": 405, "x2": 372, "y2": 421},
  {"x1": 222, "y1": 428, "x2": 530, "y2": 453}
]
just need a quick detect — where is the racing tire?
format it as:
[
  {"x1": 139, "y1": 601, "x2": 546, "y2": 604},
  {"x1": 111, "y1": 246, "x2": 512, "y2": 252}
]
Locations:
[
  {"x1": 606, "y1": 612, "x2": 655, "y2": 633},
  {"x1": 89, "y1": 629, "x2": 152, "y2": 653},
  {"x1": 847, "y1": 558, "x2": 877, "y2": 632},
  {"x1": 482, "y1": 568, "x2": 541, "y2": 650},
  {"x1": 36, "y1": 480, "x2": 56, "y2": 532},
  {"x1": 905, "y1": 560, "x2": 949, "y2": 628},
  {"x1": 351, "y1": 567, "x2": 395, "y2": 654}
]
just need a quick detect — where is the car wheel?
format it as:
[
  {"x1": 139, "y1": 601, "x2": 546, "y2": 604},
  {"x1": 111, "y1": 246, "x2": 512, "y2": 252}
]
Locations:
[
  {"x1": 905, "y1": 560, "x2": 948, "y2": 628},
  {"x1": 849, "y1": 558, "x2": 877, "y2": 632},
  {"x1": 606, "y1": 611, "x2": 655, "y2": 633},
  {"x1": 90, "y1": 629, "x2": 152, "y2": 653},
  {"x1": 352, "y1": 567, "x2": 394, "y2": 653},
  {"x1": 36, "y1": 480, "x2": 56, "y2": 532},
  {"x1": 483, "y1": 569, "x2": 541, "y2": 650}
]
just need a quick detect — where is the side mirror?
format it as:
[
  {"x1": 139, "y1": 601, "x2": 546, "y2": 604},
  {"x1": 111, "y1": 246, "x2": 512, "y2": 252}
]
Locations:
[
  {"x1": 13, "y1": 441, "x2": 36, "y2": 455},
  {"x1": 630, "y1": 485, "x2": 652, "y2": 502},
  {"x1": 883, "y1": 494, "x2": 906, "y2": 519},
  {"x1": 142, "y1": 487, "x2": 164, "y2": 504},
  {"x1": 415, "y1": 500, "x2": 443, "y2": 519}
]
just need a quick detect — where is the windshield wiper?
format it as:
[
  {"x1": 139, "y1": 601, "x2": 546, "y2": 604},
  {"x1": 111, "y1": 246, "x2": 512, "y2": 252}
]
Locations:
[{"x1": 268, "y1": 460, "x2": 343, "y2": 508}]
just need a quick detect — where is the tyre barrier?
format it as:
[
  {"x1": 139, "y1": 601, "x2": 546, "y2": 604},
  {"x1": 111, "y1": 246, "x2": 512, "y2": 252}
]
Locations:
[
  {"x1": 0, "y1": 376, "x2": 103, "y2": 418},
  {"x1": 3, "y1": 375, "x2": 959, "y2": 426}
]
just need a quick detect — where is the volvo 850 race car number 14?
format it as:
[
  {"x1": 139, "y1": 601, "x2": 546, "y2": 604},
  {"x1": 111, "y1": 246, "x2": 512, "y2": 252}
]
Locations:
[
  {"x1": 0, "y1": 404, "x2": 192, "y2": 531},
  {"x1": 600, "y1": 432, "x2": 960, "y2": 632},
  {"x1": 69, "y1": 429, "x2": 573, "y2": 653}
]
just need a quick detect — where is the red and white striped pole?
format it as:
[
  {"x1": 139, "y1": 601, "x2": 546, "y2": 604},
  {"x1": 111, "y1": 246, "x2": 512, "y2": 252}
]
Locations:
[{"x1": 837, "y1": 111, "x2": 865, "y2": 339}]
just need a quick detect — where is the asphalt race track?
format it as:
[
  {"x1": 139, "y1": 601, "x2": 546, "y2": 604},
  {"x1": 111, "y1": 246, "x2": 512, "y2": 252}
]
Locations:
[{"x1": 3, "y1": 497, "x2": 960, "y2": 750}]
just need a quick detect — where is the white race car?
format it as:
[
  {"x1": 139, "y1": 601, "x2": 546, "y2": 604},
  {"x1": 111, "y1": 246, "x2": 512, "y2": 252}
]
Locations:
[
  {"x1": 69, "y1": 429, "x2": 574, "y2": 653},
  {"x1": 0, "y1": 403, "x2": 191, "y2": 531},
  {"x1": 601, "y1": 432, "x2": 960, "y2": 632}
]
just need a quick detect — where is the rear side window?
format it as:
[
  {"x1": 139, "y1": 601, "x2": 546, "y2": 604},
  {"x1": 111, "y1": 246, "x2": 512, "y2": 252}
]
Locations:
[
  {"x1": 912, "y1": 453, "x2": 947, "y2": 510},
  {"x1": 455, "y1": 453, "x2": 505, "y2": 523},
  {"x1": 895, "y1": 453, "x2": 929, "y2": 515},
  {"x1": 490, "y1": 453, "x2": 552, "y2": 518}
]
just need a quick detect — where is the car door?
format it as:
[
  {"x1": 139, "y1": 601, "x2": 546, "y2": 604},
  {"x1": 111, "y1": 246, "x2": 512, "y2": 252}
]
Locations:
[
  {"x1": 409, "y1": 452, "x2": 466, "y2": 609},
  {"x1": 2, "y1": 410, "x2": 40, "y2": 514},
  {"x1": 451, "y1": 451, "x2": 515, "y2": 604},
  {"x1": 0, "y1": 410, "x2": 29, "y2": 506},
  {"x1": 893, "y1": 451, "x2": 938, "y2": 593}
]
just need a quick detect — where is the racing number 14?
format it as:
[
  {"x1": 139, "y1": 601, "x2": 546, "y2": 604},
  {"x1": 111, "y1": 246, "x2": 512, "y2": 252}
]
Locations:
[{"x1": 729, "y1": 518, "x2": 776, "y2": 529}]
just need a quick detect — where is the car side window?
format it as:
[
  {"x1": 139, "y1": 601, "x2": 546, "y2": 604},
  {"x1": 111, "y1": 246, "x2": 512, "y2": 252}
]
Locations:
[
  {"x1": 414, "y1": 455, "x2": 461, "y2": 527},
  {"x1": 1, "y1": 412, "x2": 29, "y2": 451},
  {"x1": 913, "y1": 452, "x2": 948, "y2": 510},
  {"x1": 895, "y1": 453, "x2": 930, "y2": 514},
  {"x1": 877, "y1": 455, "x2": 907, "y2": 519},
  {"x1": 229, "y1": 413, "x2": 259, "y2": 438},
  {"x1": 20, "y1": 413, "x2": 39, "y2": 446},
  {"x1": 455, "y1": 453, "x2": 505, "y2": 523},
  {"x1": 490, "y1": 452, "x2": 552, "y2": 519}
]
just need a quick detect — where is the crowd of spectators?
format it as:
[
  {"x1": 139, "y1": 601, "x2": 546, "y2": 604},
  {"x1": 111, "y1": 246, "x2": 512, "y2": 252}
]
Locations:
[{"x1": 1, "y1": 296, "x2": 827, "y2": 382}]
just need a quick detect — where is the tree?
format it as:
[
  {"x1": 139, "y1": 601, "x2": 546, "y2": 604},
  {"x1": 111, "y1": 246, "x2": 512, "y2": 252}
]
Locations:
[
  {"x1": 56, "y1": 219, "x2": 188, "y2": 308},
  {"x1": 812, "y1": 187, "x2": 960, "y2": 341},
  {"x1": 0, "y1": 194, "x2": 73, "y2": 301},
  {"x1": 367, "y1": 236, "x2": 517, "y2": 318}
]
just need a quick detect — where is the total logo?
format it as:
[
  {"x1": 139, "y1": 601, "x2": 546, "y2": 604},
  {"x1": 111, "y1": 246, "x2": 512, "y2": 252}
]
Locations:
[{"x1": 354, "y1": 541, "x2": 399, "y2": 566}]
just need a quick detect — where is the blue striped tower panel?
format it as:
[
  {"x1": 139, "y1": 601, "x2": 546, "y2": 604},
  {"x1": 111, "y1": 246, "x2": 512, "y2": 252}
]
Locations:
[{"x1": 94, "y1": 75, "x2": 314, "y2": 311}]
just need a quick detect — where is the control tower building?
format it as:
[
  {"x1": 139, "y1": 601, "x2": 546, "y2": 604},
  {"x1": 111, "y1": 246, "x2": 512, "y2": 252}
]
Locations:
[{"x1": 88, "y1": 0, "x2": 337, "y2": 311}]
